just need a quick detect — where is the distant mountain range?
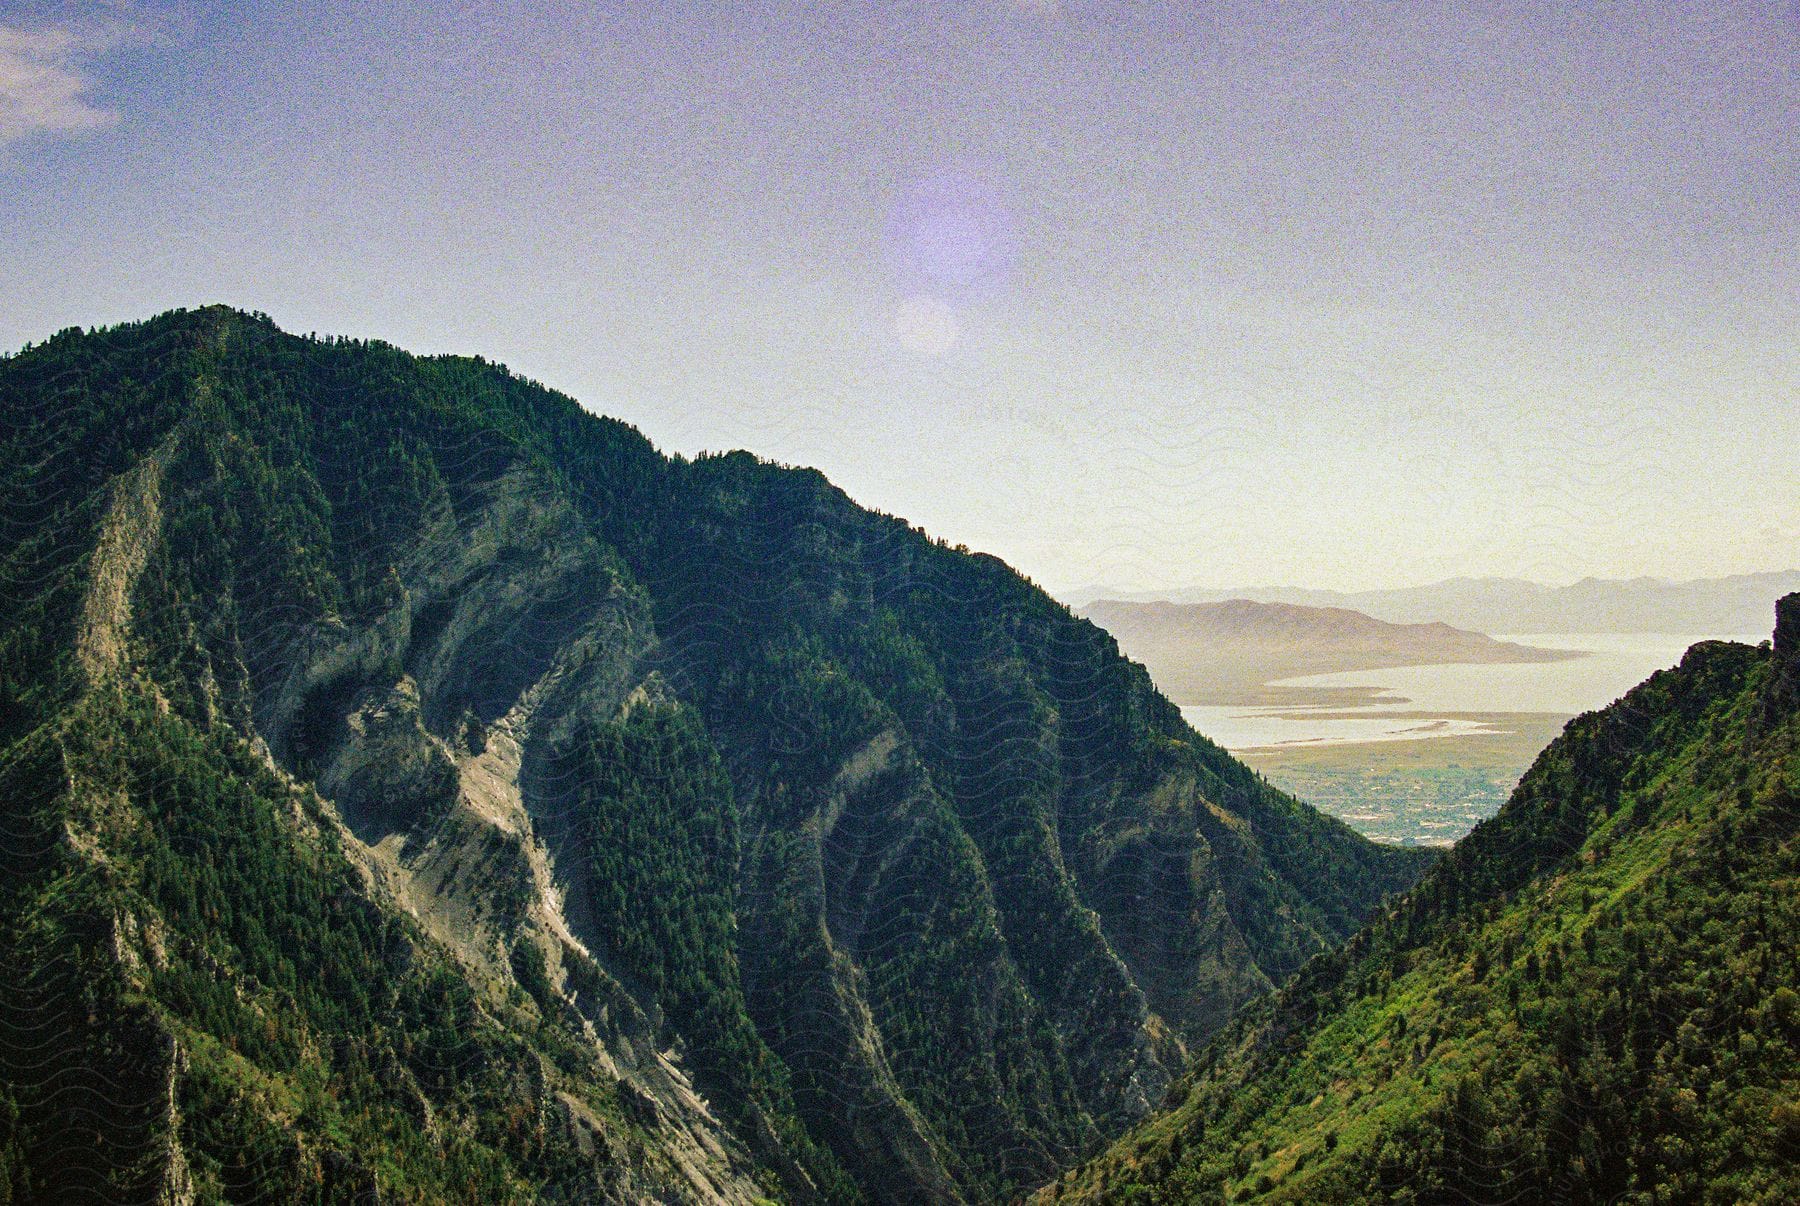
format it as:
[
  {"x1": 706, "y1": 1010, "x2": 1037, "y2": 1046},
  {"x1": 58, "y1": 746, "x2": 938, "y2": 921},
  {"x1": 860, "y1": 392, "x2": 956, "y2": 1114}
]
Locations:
[
  {"x1": 1080, "y1": 598, "x2": 1577, "y2": 706},
  {"x1": 1063, "y1": 572, "x2": 1800, "y2": 636}
]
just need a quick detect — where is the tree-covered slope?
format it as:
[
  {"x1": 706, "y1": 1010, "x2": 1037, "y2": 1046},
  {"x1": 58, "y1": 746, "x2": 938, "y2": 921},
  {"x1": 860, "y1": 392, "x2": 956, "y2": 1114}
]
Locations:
[
  {"x1": 1044, "y1": 597, "x2": 1800, "y2": 1205},
  {"x1": 0, "y1": 308, "x2": 1429, "y2": 1203}
]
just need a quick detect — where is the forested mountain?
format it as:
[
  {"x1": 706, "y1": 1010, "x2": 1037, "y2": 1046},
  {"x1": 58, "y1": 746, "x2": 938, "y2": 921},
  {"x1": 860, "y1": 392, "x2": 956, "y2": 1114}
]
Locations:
[
  {"x1": 0, "y1": 308, "x2": 1430, "y2": 1204},
  {"x1": 1045, "y1": 596, "x2": 1800, "y2": 1204}
]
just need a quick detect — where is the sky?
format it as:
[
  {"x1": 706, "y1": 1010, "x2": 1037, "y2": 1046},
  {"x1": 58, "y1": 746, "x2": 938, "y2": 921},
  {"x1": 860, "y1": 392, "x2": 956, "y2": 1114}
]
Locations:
[{"x1": 2, "y1": 1, "x2": 1796, "y2": 596}]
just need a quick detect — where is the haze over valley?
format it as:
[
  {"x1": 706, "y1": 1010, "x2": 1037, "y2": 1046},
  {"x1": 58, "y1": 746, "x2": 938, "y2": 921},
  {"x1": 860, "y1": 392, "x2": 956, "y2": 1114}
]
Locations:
[
  {"x1": 1079, "y1": 597, "x2": 1580, "y2": 708},
  {"x1": 1080, "y1": 589, "x2": 1784, "y2": 844},
  {"x1": 1066, "y1": 572, "x2": 1800, "y2": 635}
]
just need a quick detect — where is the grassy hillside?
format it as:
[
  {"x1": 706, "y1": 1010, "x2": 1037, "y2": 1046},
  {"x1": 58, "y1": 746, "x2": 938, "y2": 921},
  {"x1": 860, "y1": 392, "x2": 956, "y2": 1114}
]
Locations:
[{"x1": 1043, "y1": 599, "x2": 1800, "y2": 1204}]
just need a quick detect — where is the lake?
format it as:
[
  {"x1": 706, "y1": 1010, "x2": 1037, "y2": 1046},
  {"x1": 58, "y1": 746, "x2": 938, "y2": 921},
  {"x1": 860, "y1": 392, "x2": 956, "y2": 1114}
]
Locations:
[{"x1": 1180, "y1": 631, "x2": 1766, "y2": 751}]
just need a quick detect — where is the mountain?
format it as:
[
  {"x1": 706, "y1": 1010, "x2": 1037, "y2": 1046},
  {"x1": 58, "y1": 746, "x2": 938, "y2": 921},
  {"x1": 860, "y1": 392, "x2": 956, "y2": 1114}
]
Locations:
[
  {"x1": 1044, "y1": 595, "x2": 1800, "y2": 1203},
  {"x1": 1066, "y1": 573, "x2": 1800, "y2": 635},
  {"x1": 1079, "y1": 599, "x2": 1577, "y2": 706},
  {"x1": 0, "y1": 308, "x2": 1432, "y2": 1204}
]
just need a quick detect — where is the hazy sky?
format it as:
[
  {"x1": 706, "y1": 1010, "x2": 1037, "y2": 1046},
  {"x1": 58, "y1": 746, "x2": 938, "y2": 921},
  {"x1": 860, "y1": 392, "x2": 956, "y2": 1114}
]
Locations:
[{"x1": 3, "y1": 2, "x2": 1795, "y2": 594}]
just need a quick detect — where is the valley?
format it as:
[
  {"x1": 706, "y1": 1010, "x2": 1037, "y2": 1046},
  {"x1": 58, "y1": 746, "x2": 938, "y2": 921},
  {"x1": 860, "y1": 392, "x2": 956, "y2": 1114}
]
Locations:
[
  {"x1": 1047, "y1": 601, "x2": 1800, "y2": 1203},
  {"x1": 1197, "y1": 631, "x2": 1771, "y2": 844},
  {"x1": 1090, "y1": 604, "x2": 1767, "y2": 845},
  {"x1": 1234, "y1": 713, "x2": 1572, "y2": 846}
]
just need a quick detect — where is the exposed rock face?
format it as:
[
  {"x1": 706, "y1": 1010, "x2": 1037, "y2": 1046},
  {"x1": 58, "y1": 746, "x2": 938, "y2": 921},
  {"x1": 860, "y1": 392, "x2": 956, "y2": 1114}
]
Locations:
[
  {"x1": 75, "y1": 437, "x2": 171, "y2": 686},
  {"x1": 5, "y1": 374, "x2": 773, "y2": 1204},
  {"x1": 254, "y1": 467, "x2": 775, "y2": 1201},
  {"x1": 315, "y1": 676, "x2": 457, "y2": 839},
  {"x1": 215, "y1": 451, "x2": 1256, "y2": 1202}
]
